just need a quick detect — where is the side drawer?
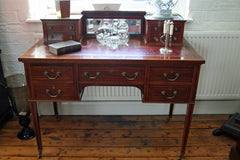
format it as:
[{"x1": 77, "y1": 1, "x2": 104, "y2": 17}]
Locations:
[
  {"x1": 149, "y1": 33, "x2": 183, "y2": 44},
  {"x1": 173, "y1": 23, "x2": 184, "y2": 33},
  {"x1": 31, "y1": 83, "x2": 76, "y2": 100},
  {"x1": 150, "y1": 21, "x2": 163, "y2": 33},
  {"x1": 148, "y1": 20, "x2": 184, "y2": 34},
  {"x1": 45, "y1": 21, "x2": 76, "y2": 32},
  {"x1": 150, "y1": 67, "x2": 194, "y2": 83},
  {"x1": 29, "y1": 65, "x2": 74, "y2": 82},
  {"x1": 171, "y1": 33, "x2": 183, "y2": 44},
  {"x1": 79, "y1": 66, "x2": 145, "y2": 84},
  {"x1": 47, "y1": 32, "x2": 76, "y2": 42},
  {"x1": 149, "y1": 85, "x2": 191, "y2": 103}
]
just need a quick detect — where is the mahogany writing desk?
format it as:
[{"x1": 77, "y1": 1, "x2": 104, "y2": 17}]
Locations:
[{"x1": 18, "y1": 37, "x2": 205, "y2": 159}]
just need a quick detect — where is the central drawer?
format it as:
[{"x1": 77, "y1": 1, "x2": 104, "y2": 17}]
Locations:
[{"x1": 79, "y1": 66, "x2": 145, "y2": 84}]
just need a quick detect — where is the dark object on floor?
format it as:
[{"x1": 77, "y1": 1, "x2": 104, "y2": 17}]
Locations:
[
  {"x1": 230, "y1": 134, "x2": 240, "y2": 160},
  {"x1": 17, "y1": 112, "x2": 35, "y2": 140},
  {"x1": 213, "y1": 113, "x2": 240, "y2": 138}
]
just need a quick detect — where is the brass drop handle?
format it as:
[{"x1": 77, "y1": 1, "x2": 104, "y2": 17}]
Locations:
[
  {"x1": 84, "y1": 72, "x2": 101, "y2": 79},
  {"x1": 163, "y1": 72, "x2": 180, "y2": 81},
  {"x1": 122, "y1": 72, "x2": 139, "y2": 81},
  {"x1": 161, "y1": 90, "x2": 178, "y2": 99},
  {"x1": 174, "y1": 27, "x2": 178, "y2": 32},
  {"x1": 154, "y1": 27, "x2": 158, "y2": 31},
  {"x1": 69, "y1": 35, "x2": 73, "y2": 39},
  {"x1": 49, "y1": 26, "x2": 53, "y2": 30},
  {"x1": 46, "y1": 89, "x2": 62, "y2": 98},
  {"x1": 173, "y1": 37, "x2": 177, "y2": 41},
  {"x1": 44, "y1": 71, "x2": 61, "y2": 80}
]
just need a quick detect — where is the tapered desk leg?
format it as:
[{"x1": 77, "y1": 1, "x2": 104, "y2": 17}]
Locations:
[
  {"x1": 166, "y1": 103, "x2": 174, "y2": 122},
  {"x1": 169, "y1": 103, "x2": 174, "y2": 118},
  {"x1": 53, "y1": 102, "x2": 60, "y2": 121},
  {"x1": 29, "y1": 101, "x2": 42, "y2": 158},
  {"x1": 179, "y1": 103, "x2": 194, "y2": 160}
]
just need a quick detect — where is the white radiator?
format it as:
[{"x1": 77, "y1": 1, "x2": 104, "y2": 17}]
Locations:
[
  {"x1": 82, "y1": 86, "x2": 141, "y2": 101},
  {"x1": 185, "y1": 31, "x2": 240, "y2": 100},
  {"x1": 81, "y1": 31, "x2": 240, "y2": 101}
]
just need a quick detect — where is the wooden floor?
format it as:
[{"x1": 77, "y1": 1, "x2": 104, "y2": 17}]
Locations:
[{"x1": 0, "y1": 115, "x2": 236, "y2": 160}]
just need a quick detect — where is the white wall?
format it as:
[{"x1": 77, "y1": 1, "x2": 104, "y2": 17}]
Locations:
[
  {"x1": 0, "y1": 0, "x2": 42, "y2": 78},
  {"x1": 186, "y1": 0, "x2": 240, "y2": 31},
  {"x1": 0, "y1": 0, "x2": 239, "y2": 115}
]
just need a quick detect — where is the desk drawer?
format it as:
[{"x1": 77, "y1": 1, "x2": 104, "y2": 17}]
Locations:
[
  {"x1": 149, "y1": 85, "x2": 191, "y2": 102},
  {"x1": 148, "y1": 21, "x2": 183, "y2": 34},
  {"x1": 45, "y1": 21, "x2": 76, "y2": 32},
  {"x1": 79, "y1": 66, "x2": 145, "y2": 83},
  {"x1": 31, "y1": 83, "x2": 75, "y2": 100},
  {"x1": 150, "y1": 67, "x2": 194, "y2": 83},
  {"x1": 173, "y1": 22, "x2": 184, "y2": 33},
  {"x1": 149, "y1": 33, "x2": 182, "y2": 44},
  {"x1": 149, "y1": 21, "x2": 163, "y2": 33},
  {"x1": 30, "y1": 65, "x2": 74, "y2": 82},
  {"x1": 47, "y1": 32, "x2": 76, "y2": 42}
]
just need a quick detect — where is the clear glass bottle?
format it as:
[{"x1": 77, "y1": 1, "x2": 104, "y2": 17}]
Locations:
[{"x1": 96, "y1": 19, "x2": 112, "y2": 45}]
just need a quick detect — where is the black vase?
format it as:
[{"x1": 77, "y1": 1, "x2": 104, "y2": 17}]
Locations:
[{"x1": 17, "y1": 114, "x2": 35, "y2": 140}]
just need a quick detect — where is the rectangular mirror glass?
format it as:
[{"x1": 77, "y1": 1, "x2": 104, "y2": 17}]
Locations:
[{"x1": 86, "y1": 18, "x2": 142, "y2": 35}]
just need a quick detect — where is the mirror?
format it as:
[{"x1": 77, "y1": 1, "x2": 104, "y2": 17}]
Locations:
[{"x1": 86, "y1": 18, "x2": 142, "y2": 35}]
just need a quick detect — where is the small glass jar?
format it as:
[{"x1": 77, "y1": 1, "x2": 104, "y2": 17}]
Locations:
[
  {"x1": 106, "y1": 36, "x2": 120, "y2": 50},
  {"x1": 96, "y1": 20, "x2": 112, "y2": 45},
  {"x1": 117, "y1": 19, "x2": 128, "y2": 32},
  {"x1": 117, "y1": 29, "x2": 129, "y2": 46}
]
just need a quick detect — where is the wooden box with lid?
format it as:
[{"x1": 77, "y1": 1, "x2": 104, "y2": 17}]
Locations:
[
  {"x1": 41, "y1": 15, "x2": 83, "y2": 44},
  {"x1": 145, "y1": 14, "x2": 186, "y2": 46}
]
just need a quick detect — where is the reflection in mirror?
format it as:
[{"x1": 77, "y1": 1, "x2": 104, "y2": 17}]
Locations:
[{"x1": 86, "y1": 18, "x2": 142, "y2": 35}]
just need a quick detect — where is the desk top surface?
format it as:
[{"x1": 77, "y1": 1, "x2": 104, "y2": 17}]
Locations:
[{"x1": 18, "y1": 37, "x2": 205, "y2": 64}]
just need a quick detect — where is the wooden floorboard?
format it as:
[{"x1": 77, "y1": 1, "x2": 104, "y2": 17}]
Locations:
[{"x1": 0, "y1": 115, "x2": 236, "y2": 159}]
